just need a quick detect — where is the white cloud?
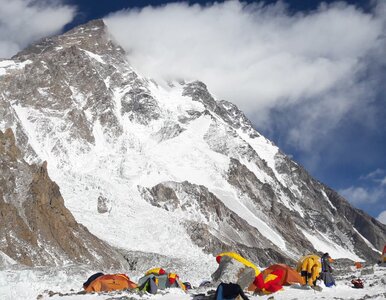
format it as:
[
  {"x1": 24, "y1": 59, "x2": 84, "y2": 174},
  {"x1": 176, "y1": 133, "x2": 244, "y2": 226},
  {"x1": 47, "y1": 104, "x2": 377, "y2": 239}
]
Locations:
[
  {"x1": 105, "y1": 0, "x2": 386, "y2": 151},
  {"x1": 360, "y1": 169, "x2": 385, "y2": 181},
  {"x1": 377, "y1": 210, "x2": 386, "y2": 225},
  {"x1": 339, "y1": 186, "x2": 384, "y2": 206},
  {"x1": 0, "y1": 0, "x2": 76, "y2": 58},
  {"x1": 359, "y1": 169, "x2": 386, "y2": 187}
]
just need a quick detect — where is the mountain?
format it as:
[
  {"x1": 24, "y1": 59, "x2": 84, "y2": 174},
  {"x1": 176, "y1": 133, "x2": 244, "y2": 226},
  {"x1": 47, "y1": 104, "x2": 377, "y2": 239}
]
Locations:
[
  {"x1": 0, "y1": 128, "x2": 127, "y2": 269},
  {"x1": 0, "y1": 19, "x2": 385, "y2": 273}
]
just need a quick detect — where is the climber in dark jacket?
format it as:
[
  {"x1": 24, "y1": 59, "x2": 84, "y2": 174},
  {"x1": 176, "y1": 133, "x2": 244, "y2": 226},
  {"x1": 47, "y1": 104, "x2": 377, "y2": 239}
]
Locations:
[
  {"x1": 320, "y1": 253, "x2": 335, "y2": 287},
  {"x1": 215, "y1": 282, "x2": 249, "y2": 300}
]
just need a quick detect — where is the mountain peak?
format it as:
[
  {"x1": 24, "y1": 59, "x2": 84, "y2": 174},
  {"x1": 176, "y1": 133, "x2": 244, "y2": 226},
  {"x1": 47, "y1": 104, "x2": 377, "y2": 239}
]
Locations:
[
  {"x1": 1, "y1": 19, "x2": 385, "y2": 272},
  {"x1": 63, "y1": 18, "x2": 107, "y2": 38},
  {"x1": 13, "y1": 18, "x2": 118, "y2": 60}
]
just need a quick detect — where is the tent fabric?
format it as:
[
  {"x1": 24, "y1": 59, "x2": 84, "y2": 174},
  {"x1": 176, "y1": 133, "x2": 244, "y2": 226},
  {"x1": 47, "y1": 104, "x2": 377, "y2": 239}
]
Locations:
[
  {"x1": 145, "y1": 268, "x2": 166, "y2": 276},
  {"x1": 83, "y1": 272, "x2": 104, "y2": 289},
  {"x1": 84, "y1": 274, "x2": 137, "y2": 293},
  {"x1": 168, "y1": 273, "x2": 179, "y2": 285},
  {"x1": 296, "y1": 254, "x2": 321, "y2": 286},
  {"x1": 262, "y1": 271, "x2": 284, "y2": 294},
  {"x1": 248, "y1": 269, "x2": 284, "y2": 295},
  {"x1": 354, "y1": 262, "x2": 363, "y2": 269},
  {"x1": 216, "y1": 252, "x2": 260, "y2": 276},
  {"x1": 382, "y1": 245, "x2": 386, "y2": 263},
  {"x1": 138, "y1": 275, "x2": 159, "y2": 294},
  {"x1": 262, "y1": 264, "x2": 305, "y2": 286},
  {"x1": 138, "y1": 272, "x2": 186, "y2": 294}
]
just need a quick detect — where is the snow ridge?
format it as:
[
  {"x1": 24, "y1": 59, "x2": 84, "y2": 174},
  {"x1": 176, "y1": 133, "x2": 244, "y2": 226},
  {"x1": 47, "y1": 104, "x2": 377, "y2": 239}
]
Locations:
[{"x1": 0, "y1": 19, "x2": 385, "y2": 275}]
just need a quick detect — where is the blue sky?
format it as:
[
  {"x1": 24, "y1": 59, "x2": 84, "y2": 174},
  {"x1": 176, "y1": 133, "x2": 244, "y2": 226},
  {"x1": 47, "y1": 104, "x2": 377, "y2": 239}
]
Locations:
[{"x1": 0, "y1": 0, "x2": 385, "y2": 222}]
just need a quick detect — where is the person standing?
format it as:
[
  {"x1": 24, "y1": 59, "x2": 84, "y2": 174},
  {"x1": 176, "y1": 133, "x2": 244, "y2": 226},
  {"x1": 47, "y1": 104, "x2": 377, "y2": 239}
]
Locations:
[{"x1": 320, "y1": 253, "x2": 335, "y2": 287}]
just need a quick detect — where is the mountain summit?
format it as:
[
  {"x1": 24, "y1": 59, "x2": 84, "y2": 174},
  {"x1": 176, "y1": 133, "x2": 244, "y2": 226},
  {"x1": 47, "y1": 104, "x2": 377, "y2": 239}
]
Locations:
[{"x1": 0, "y1": 19, "x2": 385, "y2": 274}]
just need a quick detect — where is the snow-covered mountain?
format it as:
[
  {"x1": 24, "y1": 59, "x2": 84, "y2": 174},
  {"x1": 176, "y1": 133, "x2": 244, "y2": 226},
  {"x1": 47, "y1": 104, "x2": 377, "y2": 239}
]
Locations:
[
  {"x1": 0, "y1": 128, "x2": 127, "y2": 269},
  {"x1": 0, "y1": 19, "x2": 385, "y2": 274}
]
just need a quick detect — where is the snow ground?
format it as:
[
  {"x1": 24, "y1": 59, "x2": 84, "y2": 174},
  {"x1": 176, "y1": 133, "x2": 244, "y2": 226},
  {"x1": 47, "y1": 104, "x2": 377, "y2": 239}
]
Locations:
[{"x1": 1, "y1": 264, "x2": 385, "y2": 300}]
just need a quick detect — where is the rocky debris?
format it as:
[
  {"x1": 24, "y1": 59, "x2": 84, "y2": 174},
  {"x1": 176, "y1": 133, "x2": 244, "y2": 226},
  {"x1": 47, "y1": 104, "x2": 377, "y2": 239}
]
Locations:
[
  {"x1": 152, "y1": 121, "x2": 185, "y2": 142},
  {"x1": 324, "y1": 187, "x2": 386, "y2": 260},
  {"x1": 141, "y1": 181, "x2": 293, "y2": 266},
  {"x1": 360, "y1": 266, "x2": 375, "y2": 276},
  {"x1": 211, "y1": 256, "x2": 255, "y2": 289},
  {"x1": 227, "y1": 158, "x2": 314, "y2": 254},
  {"x1": 274, "y1": 150, "x2": 386, "y2": 262},
  {"x1": 121, "y1": 83, "x2": 161, "y2": 125},
  {"x1": 120, "y1": 249, "x2": 196, "y2": 275},
  {"x1": 97, "y1": 195, "x2": 111, "y2": 213},
  {"x1": 0, "y1": 128, "x2": 127, "y2": 269}
]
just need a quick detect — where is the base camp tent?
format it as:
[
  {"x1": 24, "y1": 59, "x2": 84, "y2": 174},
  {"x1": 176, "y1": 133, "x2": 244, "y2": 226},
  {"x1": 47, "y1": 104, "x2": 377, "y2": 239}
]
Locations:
[
  {"x1": 381, "y1": 245, "x2": 386, "y2": 263},
  {"x1": 83, "y1": 273, "x2": 137, "y2": 293},
  {"x1": 262, "y1": 264, "x2": 305, "y2": 286},
  {"x1": 296, "y1": 254, "x2": 321, "y2": 286},
  {"x1": 215, "y1": 252, "x2": 284, "y2": 295},
  {"x1": 137, "y1": 268, "x2": 186, "y2": 294}
]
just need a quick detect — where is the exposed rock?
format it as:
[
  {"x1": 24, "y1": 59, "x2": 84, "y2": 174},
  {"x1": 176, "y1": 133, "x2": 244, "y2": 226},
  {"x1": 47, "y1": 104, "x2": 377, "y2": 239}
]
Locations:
[
  {"x1": 141, "y1": 181, "x2": 294, "y2": 266},
  {"x1": 182, "y1": 81, "x2": 217, "y2": 111},
  {"x1": 121, "y1": 83, "x2": 161, "y2": 125},
  {"x1": 211, "y1": 256, "x2": 255, "y2": 289},
  {"x1": 182, "y1": 81, "x2": 259, "y2": 137},
  {"x1": 324, "y1": 187, "x2": 386, "y2": 259},
  {"x1": 0, "y1": 129, "x2": 127, "y2": 269},
  {"x1": 97, "y1": 195, "x2": 110, "y2": 213},
  {"x1": 152, "y1": 121, "x2": 185, "y2": 142}
]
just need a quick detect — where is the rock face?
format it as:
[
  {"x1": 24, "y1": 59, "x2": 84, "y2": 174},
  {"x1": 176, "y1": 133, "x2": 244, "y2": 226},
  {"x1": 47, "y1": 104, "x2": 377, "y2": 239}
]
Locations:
[
  {"x1": 0, "y1": 19, "x2": 385, "y2": 271},
  {"x1": 140, "y1": 181, "x2": 293, "y2": 266},
  {"x1": 211, "y1": 256, "x2": 255, "y2": 290},
  {"x1": 0, "y1": 128, "x2": 127, "y2": 269}
]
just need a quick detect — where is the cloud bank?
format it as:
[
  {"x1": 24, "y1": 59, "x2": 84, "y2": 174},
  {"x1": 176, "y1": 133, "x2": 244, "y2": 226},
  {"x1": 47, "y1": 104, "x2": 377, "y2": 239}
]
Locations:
[
  {"x1": 378, "y1": 211, "x2": 386, "y2": 225},
  {"x1": 339, "y1": 186, "x2": 384, "y2": 206},
  {"x1": 105, "y1": 1, "x2": 386, "y2": 151},
  {"x1": 0, "y1": 0, "x2": 76, "y2": 58}
]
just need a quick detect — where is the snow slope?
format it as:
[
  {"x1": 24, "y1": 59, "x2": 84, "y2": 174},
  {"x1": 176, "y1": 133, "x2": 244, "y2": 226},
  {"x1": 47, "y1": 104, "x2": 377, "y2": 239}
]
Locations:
[{"x1": 0, "y1": 19, "x2": 385, "y2": 282}]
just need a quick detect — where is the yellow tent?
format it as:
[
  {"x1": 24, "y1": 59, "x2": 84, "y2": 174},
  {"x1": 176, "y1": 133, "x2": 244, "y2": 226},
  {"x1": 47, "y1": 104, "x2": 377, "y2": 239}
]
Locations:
[{"x1": 296, "y1": 254, "x2": 321, "y2": 286}]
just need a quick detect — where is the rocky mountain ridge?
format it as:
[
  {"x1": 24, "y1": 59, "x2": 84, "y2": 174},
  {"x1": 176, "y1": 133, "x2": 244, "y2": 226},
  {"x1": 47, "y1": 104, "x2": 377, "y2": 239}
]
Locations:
[
  {"x1": 0, "y1": 128, "x2": 127, "y2": 269},
  {"x1": 0, "y1": 19, "x2": 385, "y2": 272}
]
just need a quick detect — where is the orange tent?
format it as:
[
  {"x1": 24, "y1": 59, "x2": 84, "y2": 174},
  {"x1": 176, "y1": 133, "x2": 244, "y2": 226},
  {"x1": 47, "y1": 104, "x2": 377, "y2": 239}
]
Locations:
[
  {"x1": 354, "y1": 262, "x2": 363, "y2": 269},
  {"x1": 263, "y1": 264, "x2": 305, "y2": 286},
  {"x1": 84, "y1": 274, "x2": 137, "y2": 293}
]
